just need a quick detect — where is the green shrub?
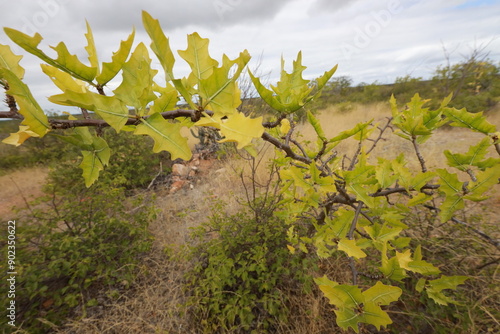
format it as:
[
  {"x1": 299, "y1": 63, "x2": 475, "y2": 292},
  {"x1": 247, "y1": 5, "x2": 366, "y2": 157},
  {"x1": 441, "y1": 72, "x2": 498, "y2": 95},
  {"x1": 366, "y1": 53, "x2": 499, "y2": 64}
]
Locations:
[
  {"x1": 186, "y1": 202, "x2": 315, "y2": 333},
  {"x1": 0, "y1": 133, "x2": 160, "y2": 333}
]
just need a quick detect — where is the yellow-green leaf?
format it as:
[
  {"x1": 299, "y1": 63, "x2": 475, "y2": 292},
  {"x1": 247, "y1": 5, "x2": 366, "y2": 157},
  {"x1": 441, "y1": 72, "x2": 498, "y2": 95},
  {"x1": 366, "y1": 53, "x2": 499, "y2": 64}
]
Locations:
[
  {"x1": 338, "y1": 238, "x2": 367, "y2": 259},
  {"x1": 84, "y1": 21, "x2": 99, "y2": 73},
  {"x1": 41, "y1": 64, "x2": 86, "y2": 93},
  {"x1": 113, "y1": 42, "x2": 158, "y2": 113},
  {"x1": 363, "y1": 281, "x2": 402, "y2": 306},
  {"x1": 444, "y1": 107, "x2": 496, "y2": 134},
  {"x1": 217, "y1": 112, "x2": 265, "y2": 149},
  {"x1": 2, "y1": 125, "x2": 39, "y2": 146},
  {"x1": 4, "y1": 28, "x2": 97, "y2": 82},
  {"x1": 96, "y1": 29, "x2": 135, "y2": 85},
  {"x1": 178, "y1": 32, "x2": 218, "y2": 82},
  {"x1": 149, "y1": 83, "x2": 178, "y2": 115},
  {"x1": 0, "y1": 68, "x2": 49, "y2": 136},
  {"x1": 142, "y1": 11, "x2": 175, "y2": 81},
  {"x1": 0, "y1": 44, "x2": 24, "y2": 78},
  {"x1": 49, "y1": 90, "x2": 129, "y2": 132},
  {"x1": 135, "y1": 113, "x2": 191, "y2": 160}
]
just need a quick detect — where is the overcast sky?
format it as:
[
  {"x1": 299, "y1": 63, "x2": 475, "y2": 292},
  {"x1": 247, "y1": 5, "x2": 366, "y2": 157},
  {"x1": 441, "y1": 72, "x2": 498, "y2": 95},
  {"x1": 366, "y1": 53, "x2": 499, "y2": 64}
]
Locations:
[{"x1": 0, "y1": 0, "x2": 499, "y2": 112}]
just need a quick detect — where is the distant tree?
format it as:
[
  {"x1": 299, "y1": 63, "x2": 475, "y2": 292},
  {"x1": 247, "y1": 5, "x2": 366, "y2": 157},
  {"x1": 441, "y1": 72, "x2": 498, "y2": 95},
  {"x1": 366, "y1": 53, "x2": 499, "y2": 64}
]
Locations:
[{"x1": 432, "y1": 44, "x2": 500, "y2": 112}]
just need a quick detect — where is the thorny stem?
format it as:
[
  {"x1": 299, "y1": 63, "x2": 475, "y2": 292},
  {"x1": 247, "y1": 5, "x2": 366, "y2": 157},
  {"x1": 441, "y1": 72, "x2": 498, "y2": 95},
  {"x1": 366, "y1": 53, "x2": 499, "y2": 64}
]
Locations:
[
  {"x1": 347, "y1": 202, "x2": 363, "y2": 285},
  {"x1": 366, "y1": 117, "x2": 393, "y2": 155},
  {"x1": 492, "y1": 134, "x2": 500, "y2": 156},
  {"x1": 47, "y1": 109, "x2": 215, "y2": 129},
  {"x1": 424, "y1": 204, "x2": 499, "y2": 249},
  {"x1": 411, "y1": 136, "x2": 428, "y2": 173}
]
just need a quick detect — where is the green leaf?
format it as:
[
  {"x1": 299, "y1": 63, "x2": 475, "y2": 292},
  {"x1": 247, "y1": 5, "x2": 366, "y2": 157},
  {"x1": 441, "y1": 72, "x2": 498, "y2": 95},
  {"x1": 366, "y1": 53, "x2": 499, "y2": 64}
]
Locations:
[
  {"x1": 49, "y1": 90, "x2": 129, "y2": 132},
  {"x1": 249, "y1": 52, "x2": 334, "y2": 113},
  {"x1": 444, "y1": 107, "x2": 496, "y2": 134},
  {"x1": 79, "y1": 134, "x2": 110, "y2": 188},
  {"x1": 426, "y1": 275, "x2": 468, "y2": 306},
  {"x1": 330, "y1": 121, "x2": 372, "y2": 142},
  {"x1": 365, "y1": 224, "x2": 402, "y2": 244},
  {"x1": 178, "y1": 32, "x2": 218, "y2": 82},
  {"x1": 199, "y1": 52, "x2": 250, "y2": 115},
  {"x1": 142, "y1": 11, "x2": 174, "y2": 77},
  {"x1": 313, "y1": 275, "x2": 339, "y2": 288},
  {"x1": 307, "y1": 110, "x2": 326, "y2": 141},
  {"x1": 436, "y1": 169, "x2": 465, "y2": 222},
  {"x1": 444, "y1": 137, "x2": 500, "y2": 171},
  {"x1": 362, "y1": 302, "x2": 393, "y2": 331},
  {"x1": 334, "y1": 308, "x2": 362, "y2": 333},
  {"x1": 343, "y1": 164, "x2": 377, "y2": 208},
  {"x1": 96, "y1": 29, "x2": 135, "y2": 86},
  {"x1": 465, "y1": 167, "x2": 500, "y2": 201},
  {"x1": 428, "y1": 275, "x2": 469, "y2": 292},
  {"x1": 321, "y1": 284, "x2": 364, "y2": 309},
  {"x1": 407, "y1": 260, "x2": 441, "y2": 275},
  {"x1": 375, "y1": 159, "x2": 396, "y2": 188},
  {"x1": 380, "y1": 243, "x2": 406, "y2": 281},
  {"x1": 4, "y1": 28, "x2": 97, "y2": 82},
  {"x1": 149, "y1": 83, "x2": 178, "y2": 115},
  {"x1": 135, "y1": 113, "x2": 191, "y2": 160},
  {"x1": 113, "y1": 42, "x2": 158, "y2": 113},
  {"x1": 329, "y1": 209, "x2": 355, "y2": 239},
  {"x1": 198, "y1": 112, "x2": 265, "y2": 149},
  {"x1": 0, "y1": 44, "x2": 25, "y2": 78},
  {"x1": 338, "y1": 238, "x2": 367, "y2": 259},
  {"x1": 0, "y1": 68, "x2": 49, "y2": 137},
  {"x1": 279, "y1": 165, "x2": 312, "y2": 191}
]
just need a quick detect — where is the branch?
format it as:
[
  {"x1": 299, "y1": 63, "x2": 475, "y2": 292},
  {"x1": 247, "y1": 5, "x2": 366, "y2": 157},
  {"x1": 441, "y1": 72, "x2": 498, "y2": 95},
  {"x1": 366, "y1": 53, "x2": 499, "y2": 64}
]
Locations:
[
  {"x1": 411, "y1": 136, "x2": 428, "y2": 173},
  {"x1": 48, "y1": 109, "x2": 212, "y2": 129},
  {"x1": 424, "y1": 204, "x2": 499, "y2": 249},
  {"x1": 347, "y1": 202, "x2": 363, "y2": 285},
  {"x1": 261, "y1": 132, "x2": 312, "y2": 164},
  {"x1": 366, "y1": 117, "x2": 392, "y2": 155},
  {"x1": 262, "y1": 114, "x2": 287, "y2": 128},
  {"x1": 492, "y1": 134, "x2": 500, "y2": 157}
]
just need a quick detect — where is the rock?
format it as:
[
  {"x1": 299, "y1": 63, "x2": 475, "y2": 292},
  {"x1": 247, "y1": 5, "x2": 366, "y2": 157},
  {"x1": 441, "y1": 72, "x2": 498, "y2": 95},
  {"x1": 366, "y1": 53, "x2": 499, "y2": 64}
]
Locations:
[
  {"x1": 172, "y1": 164, "x2": 189, "y2": 177},
  {"x1": 169, "y1": 180, "x2": 186, "y2": 194}
]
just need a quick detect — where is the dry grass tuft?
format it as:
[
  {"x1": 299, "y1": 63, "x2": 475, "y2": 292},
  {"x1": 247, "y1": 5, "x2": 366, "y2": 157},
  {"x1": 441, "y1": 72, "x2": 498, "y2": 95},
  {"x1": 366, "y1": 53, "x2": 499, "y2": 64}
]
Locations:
[{"x1": 0, "y1": 166, "x2": 48, "y2": 218}]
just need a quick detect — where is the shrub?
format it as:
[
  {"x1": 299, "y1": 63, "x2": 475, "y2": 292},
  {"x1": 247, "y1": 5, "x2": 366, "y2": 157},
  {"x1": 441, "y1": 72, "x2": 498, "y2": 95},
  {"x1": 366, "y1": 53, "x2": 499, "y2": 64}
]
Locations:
[
  {"x1": 185, "y1": 201, "x2": 316, "y2": 333},
  {"x1": 0, "y1": 133, "x2": 159, "y2": 333}
]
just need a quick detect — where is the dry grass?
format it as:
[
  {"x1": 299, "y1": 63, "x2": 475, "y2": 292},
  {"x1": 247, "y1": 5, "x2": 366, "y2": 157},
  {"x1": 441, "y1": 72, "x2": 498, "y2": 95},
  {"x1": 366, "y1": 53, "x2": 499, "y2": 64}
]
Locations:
[{"x1": 0, "y1": 166, "x2": 48, "y2": 219}]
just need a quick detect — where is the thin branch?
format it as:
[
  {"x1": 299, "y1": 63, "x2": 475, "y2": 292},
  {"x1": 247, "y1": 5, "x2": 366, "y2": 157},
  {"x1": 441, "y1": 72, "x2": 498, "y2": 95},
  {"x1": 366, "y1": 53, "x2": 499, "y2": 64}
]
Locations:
[
  {"x1": 261, "y1": 132, "x2": 312, "y2": 164},
  {"x1": 424, "y1": 204, "x2": 499, "y2": 249},
  {"x1": 80, "y1": 108, "x2": 91, "y2": 120},
  {"x1": 366, "y1": 117, "x2": 393, "y2": 155},
  {"x1": 347, "y1": 202, "x2": 363, "y2": 285},
  {"x1": 262, "y1": 114, "x2": 287, "y2": 128},
  {"x1": 411, "y1": 136, "x2": 427, "y2": 173},
  {"x1": 492, "y1": 134, "x2": 500, "y2": 156}
]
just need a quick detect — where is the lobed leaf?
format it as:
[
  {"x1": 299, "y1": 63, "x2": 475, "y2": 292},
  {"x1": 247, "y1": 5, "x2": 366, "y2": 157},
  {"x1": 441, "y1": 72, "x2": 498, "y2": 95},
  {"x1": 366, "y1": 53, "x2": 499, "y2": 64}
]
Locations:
[
  {"x1": 96, "y1": 29, "x2": 135, "y2": 86},
  {"x1": 135, "y1": 113, "x2": 191, "y2": 160},
  {"x1": 0, "y1": 68, "x2": 49, "y2": 137},
  {"x1": 444, "y1": 107, "x2": 496, "y2": 134}
]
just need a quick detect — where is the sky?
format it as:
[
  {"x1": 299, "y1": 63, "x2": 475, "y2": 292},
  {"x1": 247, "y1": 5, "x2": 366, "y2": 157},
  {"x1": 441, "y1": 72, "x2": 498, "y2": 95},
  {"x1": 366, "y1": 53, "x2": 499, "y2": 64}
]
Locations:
[{"x1": 0, "y1": 0, "x2": 499, "y2": 112}]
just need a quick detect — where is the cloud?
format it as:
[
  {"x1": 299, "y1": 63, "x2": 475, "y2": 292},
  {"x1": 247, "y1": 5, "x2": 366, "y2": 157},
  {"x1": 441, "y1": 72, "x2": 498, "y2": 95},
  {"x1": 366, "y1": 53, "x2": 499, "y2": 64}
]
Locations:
[
  {"x1": 308, "y1": 0, "x2": 362, "y2": 15},
  {"x1": 56, "y1": 0, "x2": 291, "y2": 32}
]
